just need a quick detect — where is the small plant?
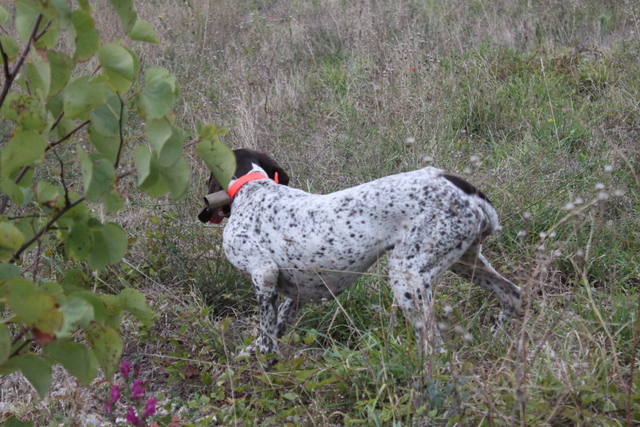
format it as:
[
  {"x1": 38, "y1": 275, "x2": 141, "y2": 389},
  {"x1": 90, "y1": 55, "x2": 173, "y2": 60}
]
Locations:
[{"x1": 103, "y1": 361, "x2": 159, "y2": 427}]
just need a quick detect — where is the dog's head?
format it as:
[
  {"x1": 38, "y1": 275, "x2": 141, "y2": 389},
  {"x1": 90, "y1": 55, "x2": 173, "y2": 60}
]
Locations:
[{"x1": 198, "y1": 149, "x2": 290, "y2": 224}]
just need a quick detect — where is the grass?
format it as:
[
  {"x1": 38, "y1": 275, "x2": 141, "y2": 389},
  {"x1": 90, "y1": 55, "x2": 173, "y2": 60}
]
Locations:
[{"x1": 2, "y1": 0, "x2": 640, "y2": 425}]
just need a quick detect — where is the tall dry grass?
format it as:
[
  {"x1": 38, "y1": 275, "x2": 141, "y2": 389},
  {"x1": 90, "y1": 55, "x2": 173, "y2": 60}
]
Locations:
[{"x1": 2, "y1": 0, "x2": 639, "y2": 425}]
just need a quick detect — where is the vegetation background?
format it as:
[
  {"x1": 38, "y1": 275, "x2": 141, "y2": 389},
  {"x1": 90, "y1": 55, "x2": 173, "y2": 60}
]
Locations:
[{"x1": 2, "y1": 0, "x2": 639, "y2": 425}]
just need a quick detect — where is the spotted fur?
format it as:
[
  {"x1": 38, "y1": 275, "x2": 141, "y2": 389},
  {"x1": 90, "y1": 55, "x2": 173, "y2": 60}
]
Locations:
[{"x1": 199, "y1": 149, "x2": 522, "y2": 361}]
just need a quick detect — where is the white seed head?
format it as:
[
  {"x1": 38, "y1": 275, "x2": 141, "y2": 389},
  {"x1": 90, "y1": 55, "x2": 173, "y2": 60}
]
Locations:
[
  {"x1": 595, "y1": 182, "x2": 605, "y2": 190},
  {"x1": 604, "y1": 164, "x2": 613, "y2": 172},
  {"x1": 563, "y1": 203, "x2": 575, "y2": 211},
  {"x1": 422, "y1": 155, "x2": 434, "y2": 164},
  {"x1": 614, "y1": 189, "x2": 624, "y2": 197},
  {"x1": 463, "y1": 167, "x2": 472, "y2": 175},
  {"x1": 443, "y1": 305, "x2": 453, "y2": 315},
  {"x1": 597, "y1": 191, "x2": 609, "y2": 201},
  {"x1": 454, "y1": 325, "x2": 464, "y2": 334},
  {"x1": 463, "y1": 333, "x2": 473, "y2": 342},
  {"x1": 523, "y1": 212, "x2": 532, "y2": 220},
  {"x1": 405, "y1": 137, "x2": 415, "y2": 146},
  {"x1": 517, "y1": 230, "x2": 527, "y2": 238},
  {"x1": 539, "y1": 232, "x2": 548, "y2": 239},
  {"x1": 574, "y1": 197, "x2": 584, "y2": 205}
]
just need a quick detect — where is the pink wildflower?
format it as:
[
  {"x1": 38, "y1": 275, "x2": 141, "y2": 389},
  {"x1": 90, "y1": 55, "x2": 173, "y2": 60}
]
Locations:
[
  {"x1": 120, "y1": 361, "x2": 132, "y2": 379},
  {"x1": 132, "y1": 379, "x2": 145, "y2": 401},
  {"x1": 110, "y1": 385, "x2": 121, "y2": 403},
  {"x1": 126, "y1": 406, "x2": 140, "y2": 426},
  {"x1": 144, "y1": 398, "x2": 157, "y2": 418}
]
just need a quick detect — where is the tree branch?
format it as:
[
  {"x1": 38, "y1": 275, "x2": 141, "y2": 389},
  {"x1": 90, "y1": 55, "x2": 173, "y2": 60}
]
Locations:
[
  {"x1": 10, "y1": 195, "x2": 86, "y2": 264},
  {"x1": 114, "y1": 95, "x2": 125, "y2": 169},
  {"x1": 0, "y1": 14, "x2": 43, "y2": 108}
]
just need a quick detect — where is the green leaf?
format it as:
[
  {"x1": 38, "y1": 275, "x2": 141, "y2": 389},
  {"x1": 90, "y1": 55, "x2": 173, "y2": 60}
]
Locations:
[
  {"x1": 71, "y1": 291, "x2": 105, "y2": 325},
  {"x1": 146, "y1": 119, "x2": 183, "y2": 167},
  {"x1": 101, "y1": 294, "x2": 124, "y2": 330},
  {"x1": 90, "y1": 94, "x2": 123, "y2": 137},
  {"x1": 86, "y1": 321, "x2": 122, "y2": 378},
  {"x1": 197, "y1": 137, "x2": 236, "y2": 190},
  {"x1": 0, "y1": 6, "x2": 9, "y2": 25},
  {"x1": 0, "y1": 177, "x2": 25, "y2": 205},
  {"x1": 63, "y1": 76, "x2": 108, "y2": 120},
  {"x1": 0, "y1": 324, "x2": 10, "y2": 365},
  {"x1": 35, "y1": 181, "x2": 63, "y2": 208},
  {"x1": 6, "y1": 354, "x2": 52, "y2": 398},
  {"x1": 47, "y1": 51, "x2": 72, "y2": 96},
  {"x1": 70, "y1": 10, "x2": 99, "y2": 61},
  {"x1": 88, "y1": 130, "x2": 119, "y2": 166},
  {"x1": 98, "y1": 43, "x2": 137, "y2": 94},
  {"x1": 108, "y1": 0, "x2": 137, "y2": 33},
  {"x1": 88, "y1": 94, "x2": 126, "y2": 164},
  {"x1": 44, "y1": 339, "x2": 97, "y2": 386},
  {"x1": 128, "y1": 19, "x2": 158, "y2": 43},
  {"x1": 159, "y1": 157, "x2": 190, "y2": 199},
  {"x1": 0, "y1": 93, "x2": 47, "y2": 131},
  {"x1": 134, "y1": 146, "x2": 169, "y2": 197},
  {"x1": 0, "y1": 131, "x2": 47, "y2": 178},
  {"x1": 197, "y1": 123, "x2": 228, "y2": 139},
  {"x1": 65, "y1": 221, "x2": 93, "y2": 261},
  {"x1": 78, "y1": 146, "x2": 115, "y2": 201},
  {"x1": 0, "y1": 36, "x2": 19, "y2": 64},
  {"x1": 5, "y1": 277, "x2": 63, "y2": 336},
  {"x1": 62, "y1": 269, "x2": 91, "y2": 292},
  {"x1": 4, "y1": 416, "x2": 34, "y2": 427},
  {"x1": 58, "y1": 296, "x2": 95, "y2": 335},
  {"x1": 104, "y1": 191, "x2": 125, "y2": 213},
  {"x1": 14, "y1": 2, "x2": 38, "y2": 41},
  {"x1": 88, "y1": 222, "x2": 128, "y2": 270},
  {"x1": 25, "y1": 54, "x2": 51, "y2": 101},
  {"x1": 119, "y1": 288, "x2": 154, "y2": 327},
  {"x1": 0, "y1": 222, "x2": 25, "y2": 261},
  {"x1": 16, "y1": 2, "x2": 59, "y2": 48},
  {"x1": 14, "y1": 218, "x2": 37, "y2": 254},
  {"x1": 138, "y1": 81, "x2": 174, "y2": 120},
  {"x1": 137, "y1": 67, "x2": 179, "y2": 120},
  {"x1": 0, "y1": 263, "x2": 22, "y2": 281}
]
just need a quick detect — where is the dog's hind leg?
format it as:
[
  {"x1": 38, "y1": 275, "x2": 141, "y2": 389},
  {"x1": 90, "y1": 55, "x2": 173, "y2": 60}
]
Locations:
[
  {"x1": 388, "y1": 256, "x2": 444, "y2": 353},
  {"x1": 387, "y1": 215, "x2": 477, "y2": 353},
  {"x1": 449, "y1": 244, "x2": 523, "y2": 330}
]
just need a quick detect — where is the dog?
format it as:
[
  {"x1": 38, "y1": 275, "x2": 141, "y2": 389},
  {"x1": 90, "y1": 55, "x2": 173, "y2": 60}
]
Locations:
[{"x1": 198, "y1": 149, "x2": 522, "y2": 361}]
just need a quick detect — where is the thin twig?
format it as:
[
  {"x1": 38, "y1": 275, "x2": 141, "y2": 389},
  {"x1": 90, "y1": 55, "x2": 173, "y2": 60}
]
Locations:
[
  {"x1": 0, "y1": 14, "x2": 43, "y2": 108},
  {"x1": 114, "y1": 95, "x2": 125, "y2": 169},
  {"x1": 10, "y1": 196, "x2": 86, "y2": 264}
]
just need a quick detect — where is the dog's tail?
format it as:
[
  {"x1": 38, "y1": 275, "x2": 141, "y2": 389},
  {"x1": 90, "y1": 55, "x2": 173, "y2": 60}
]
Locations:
[{"x1": 477, "y1": 197, "x2": 501, "y2": 238}]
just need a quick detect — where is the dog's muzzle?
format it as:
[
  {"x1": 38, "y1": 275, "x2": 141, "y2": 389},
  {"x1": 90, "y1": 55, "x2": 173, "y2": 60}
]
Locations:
[{"x1": 198, "y1": 191, "x2": 233, "y2": 223}]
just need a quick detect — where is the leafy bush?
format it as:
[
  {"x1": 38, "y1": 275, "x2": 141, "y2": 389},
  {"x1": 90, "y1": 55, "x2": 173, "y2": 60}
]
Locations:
[{"x1": 0, "y1": 0, "x2": 227, "y2": 406}]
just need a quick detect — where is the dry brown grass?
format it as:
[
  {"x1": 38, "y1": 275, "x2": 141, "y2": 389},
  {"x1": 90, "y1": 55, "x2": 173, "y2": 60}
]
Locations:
[{"x1": 2, "y1": 0, "x2": 639, "y2": 425}]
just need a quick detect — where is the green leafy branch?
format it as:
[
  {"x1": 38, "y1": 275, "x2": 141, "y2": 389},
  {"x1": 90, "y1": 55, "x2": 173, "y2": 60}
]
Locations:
[{"x1": 0, "y1": 0, "x2": 208, "y2": 401}]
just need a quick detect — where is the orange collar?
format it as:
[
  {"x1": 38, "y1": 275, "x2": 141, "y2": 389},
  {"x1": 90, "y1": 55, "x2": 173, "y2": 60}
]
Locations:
[{"x1": 227, "y1": 172, "x2": 279, "y2": 198}]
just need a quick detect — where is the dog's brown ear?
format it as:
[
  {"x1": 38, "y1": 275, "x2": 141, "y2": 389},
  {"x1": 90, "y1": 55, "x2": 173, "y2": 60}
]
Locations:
[{"x1": 254, "y1": 152, "x2": 290, "y2": 186}]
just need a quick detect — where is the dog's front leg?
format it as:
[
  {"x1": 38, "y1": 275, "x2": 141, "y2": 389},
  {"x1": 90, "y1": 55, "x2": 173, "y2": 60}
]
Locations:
[{"x1": 250, "y1": 265, "x2": 281, "y2": 364}]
